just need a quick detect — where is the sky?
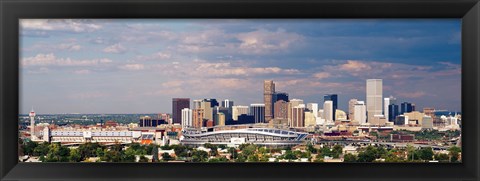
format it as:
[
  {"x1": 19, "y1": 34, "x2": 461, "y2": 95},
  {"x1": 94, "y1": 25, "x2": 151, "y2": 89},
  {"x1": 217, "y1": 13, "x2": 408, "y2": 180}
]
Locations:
[{"x1": 20, "y1": 19, "x2": 461, "y2": 114}]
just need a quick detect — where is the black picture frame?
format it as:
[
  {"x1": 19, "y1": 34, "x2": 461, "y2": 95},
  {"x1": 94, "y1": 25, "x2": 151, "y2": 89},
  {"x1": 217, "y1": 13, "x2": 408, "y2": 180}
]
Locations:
[{"x1": 1, "y1": 0, "x2": 479, "y2": 181}]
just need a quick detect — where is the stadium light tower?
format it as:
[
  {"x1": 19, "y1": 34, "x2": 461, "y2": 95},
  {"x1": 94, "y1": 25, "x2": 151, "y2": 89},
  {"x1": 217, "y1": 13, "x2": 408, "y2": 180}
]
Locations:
[{"x1": 29, "y1": 108, "x2": 36, "y2": 140}]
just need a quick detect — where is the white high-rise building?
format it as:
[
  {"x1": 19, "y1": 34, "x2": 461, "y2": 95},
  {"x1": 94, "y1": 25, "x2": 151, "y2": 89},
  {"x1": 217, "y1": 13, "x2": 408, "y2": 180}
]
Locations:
[
  {"x1": 367, "y1": 79, "x2": 383, "y2": 123},
  {"x1": 222, "y1": 99, "x2": 234, "y2": 108},
  {"x1": 232, "y1": 105, "x2": 249, "y2": 121},
  {"x1": 323, "y1": 101, "x2": 333, "y2": 122},
  {"x1": 384, "y1": 96, "x2": 396, "y2": 122},
  {"x1": 29, "y1": 108, "x2": 36, "y2": 140},
  {"x1": 354, "y1": 101, "x2": 367, "y2": 124},
  {"x1": 181, "y1": 108, "x2": 193, "y2": 129},
  {"x1": 307, "y1": 103, "x2": 319, "y2": 117}
]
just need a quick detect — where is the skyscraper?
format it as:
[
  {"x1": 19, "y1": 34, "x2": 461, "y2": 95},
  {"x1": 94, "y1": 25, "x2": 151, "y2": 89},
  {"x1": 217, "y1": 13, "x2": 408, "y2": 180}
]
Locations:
[
  {"x1": 384, "y1": 96, "x2": 396, "y2": 122},
  {"x1": 323, "y1": 100, "x2": 334, "y2": 122},
  {"x1": 348, "y1": 99, "x2": 358, "y2": 120},
  {"x1": 181, "y1": 108, "x2": 192, "y2": 129},
  {"x1": 324, "y1": 94, "x2": 338, "y2": 121},
  {"x1": 264, "y1": 80, "x2": 275, "y2": 122},
  {"x1": 388, "y1": 104, "x2": 399, "y2": 122},
  {"x1": 288, "y1": 99, "x2": 304, "y2": 126},
  {"x1": 366, "y1": 79, "x2": 383, "y2": 123},
  {"x1": 222, "y1": 99, "x2": 234, "y2": 108},
  {"x1": 400, "y1": 102, "x2": 413, "y2": 115},
  {"x1": 172, "y1": 98, "x2": 190, "y2": 125},
  {"x1": 249, "y1": 104, "x2": 265, "y2": 123},
  {"x1": 274, "y1": 100, "x2": 288, "y2": 119},
  {"x1": 200, "y1": 101, "x2": 213, "y2": 122},
  {"x1": 354, "y1": 101, "x2": 367, "y2": 124},
  {"x1": 192, "y1": 108, "x2": 205, "y2": 128},
  {"x1": 292, "y1": 104, "x2": 305, "y2": 127},
  {"x1": 307, "y1": 103, "x2": 319, "y2": 118},
  {"x1": 232, "y1": 105, "x2": 249, "y2": 121}
]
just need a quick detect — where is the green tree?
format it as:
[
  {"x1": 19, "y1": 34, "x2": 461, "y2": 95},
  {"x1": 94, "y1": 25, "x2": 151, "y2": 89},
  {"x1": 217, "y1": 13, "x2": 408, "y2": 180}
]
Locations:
[
  {"x1": 69, "y1": 149, "x2": 83, "y2": 162},
  {"x1": 417, "y1": 147, "x2": 434, "y2": 161},
  {"x1": 235, "y1": 153, "x2": 247, "y2": 162},
  {"x1": 241, "y1": 144, "x2": 257, "y2": 157},
  {"x1": 191, "y1": 150, "x2": 209, "y2": 162},
  {"x1": 22, "y1": 140, "x2": 38, "y2": 156},
  {"x1": 33, "y1": 142, "x2": 50, "y2": 156},
  {"x1": 306, "y1": 142, "x2": 317, "y2": 154},
  {"x1": 448, "y1": 146, "x2": 461, "y2": 162},
  {"x1": 284, "y1": 150, "x2": 297, "y2": 160},
  {"x1": 435, "y1": 153, "x2": 449, "y2": 161},
  {"x1": 357, "y1": 146, "x2": 377, "y2": 162},
  {"x1": 332, "y1": 145, "x2": 343, "y2": 158},
  {"x1": 247, "y1": 154, "x2": 259, "y2": 162},
  {"x1": 343, "y1": 153, "x2": 357, "y2": 162},
  {"x1": 162, "y1": 153, "x2": 173, "y2": 161}
]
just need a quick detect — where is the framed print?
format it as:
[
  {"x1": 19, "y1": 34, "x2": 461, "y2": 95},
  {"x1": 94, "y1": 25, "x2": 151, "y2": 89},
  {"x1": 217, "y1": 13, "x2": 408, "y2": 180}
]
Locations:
[{"x1": 1, "y1": 0, "x2": 479, "y2": 181}]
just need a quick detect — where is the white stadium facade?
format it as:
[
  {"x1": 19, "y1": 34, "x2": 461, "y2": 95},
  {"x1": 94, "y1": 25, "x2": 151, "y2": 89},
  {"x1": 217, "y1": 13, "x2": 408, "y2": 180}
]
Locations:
[{"x1": 181, "y1": 128, "x2": 309, "y2": 147}]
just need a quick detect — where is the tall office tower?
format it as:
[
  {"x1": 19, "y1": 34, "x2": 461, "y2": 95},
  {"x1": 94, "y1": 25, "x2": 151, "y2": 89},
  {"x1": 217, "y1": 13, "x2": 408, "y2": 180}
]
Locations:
[
  {"x1": 249, "y1": 104, "x2": 265, "y2": 123},
  {"x1": 216, "y1": 112, "x2": 226, "y2": 126},
  {"x1": 383, "y1": 96, "x2": 396, "y2": 122},
  {"x1": 264, "y1": 80, "x2": 275, "y2": 122},
  {"x1": 274, "y1": 100, "x2": 288, "y2": 119},
  {"x1": 213, "y1": 106, "x2": 231, "y2": 124},
  {"x1": 192, "y1": 108, "x2": 205, "y2": 128},
  {"x1": 193, "y1": 99, "x2": 202, "y2": 109},
  {"x1": 273, "y1": 92, "x2": 289, "y2": 103},
  {"x1": 200, "y1": 101, "x2": 213, "y2": 122},
  {"x1": 304, "y1": 111, "x2": 316, "y2": 127},
  {"x1": 232, "y1": 105, "x2": 249, "y2": 121},
  {"x1": 323, "y1": 101, "x2": 334, "y2": 122},
  {"x1": 307, "y1": 103, "x2": 319, "y2": 117},
  {"x1": 288, "y1": 99, "x2": 304, "y2": 126},
  {"x1": 388, "y1": 104, "x2": 399, "y2": 122},
  {"x1": 400, "y1": 102, "x2": 413, "y2": 114},
  {"x1": 181, "y1": 108, "x2": 193, "y2": 129},
  {"x1": 222, "y1": 99, "x2": 234, "y2": 108},
  {"x1": 172, "y1": 98, "x2": 190, "y2": 125},
  {"x1": 366, "y1": 79, "x2": 383, "y2": 123},
  {"x1": 354, "y1": 101, "x2": 367, "y2": 124},
  {"x1": 412, "y1": 104, "x2": 416, "y2": 112},
  {"x1": 29, "y1": 108, "x2": 36, "y2": 140},
  {"x1": 324, "y1": 94, "x2": 338, "y2": 121},
  {"x1": 292, "y1": 104, "x2": 305, "y2": 127},
  {"x1": 348, "y1": 99, "x2": 358, "y2": 120}
]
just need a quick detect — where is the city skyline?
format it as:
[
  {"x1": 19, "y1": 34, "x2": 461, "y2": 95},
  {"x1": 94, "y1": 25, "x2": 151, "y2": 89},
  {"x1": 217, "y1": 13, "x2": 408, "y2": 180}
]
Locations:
[{"x1": 20, "y1": 19, "x2": 461, "y2": 114}]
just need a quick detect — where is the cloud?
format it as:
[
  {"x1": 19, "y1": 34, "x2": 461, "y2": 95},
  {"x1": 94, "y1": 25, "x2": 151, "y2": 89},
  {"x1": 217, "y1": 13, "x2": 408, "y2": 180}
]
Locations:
[
  {"x1": 22, "y1": 53, "x2": 113, "y2": 67},
  {"x1": 135, "y1": 52, "x2": 171, "y2": 61},
  {"x1": 103, "y1": 44, "x2": 127, "y2": 53},
  {"x1": 20, "y1": 19, "x2": 102, "y2": 33},
  {"x1": 338, "y1": 60, "x2": 372, "y2": 72},
  {"x1": 312, "y1": 72, "x2": 331, "y2": 79},
  {"x1": 236, "y1": 28, "x2": 304, "y2": 54},
  {"x1": 73, "y1": 69, "x2": 91, "y2": 75},
  {"x1": 118, "y1": 64, "x2": 145, "y2": 71}
]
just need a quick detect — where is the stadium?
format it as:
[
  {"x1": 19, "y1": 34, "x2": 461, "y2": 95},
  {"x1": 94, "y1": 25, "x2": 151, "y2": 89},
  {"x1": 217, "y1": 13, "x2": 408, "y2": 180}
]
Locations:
[{"x1": 181, "y1": 128, "x2": 309, "y2": 147}]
